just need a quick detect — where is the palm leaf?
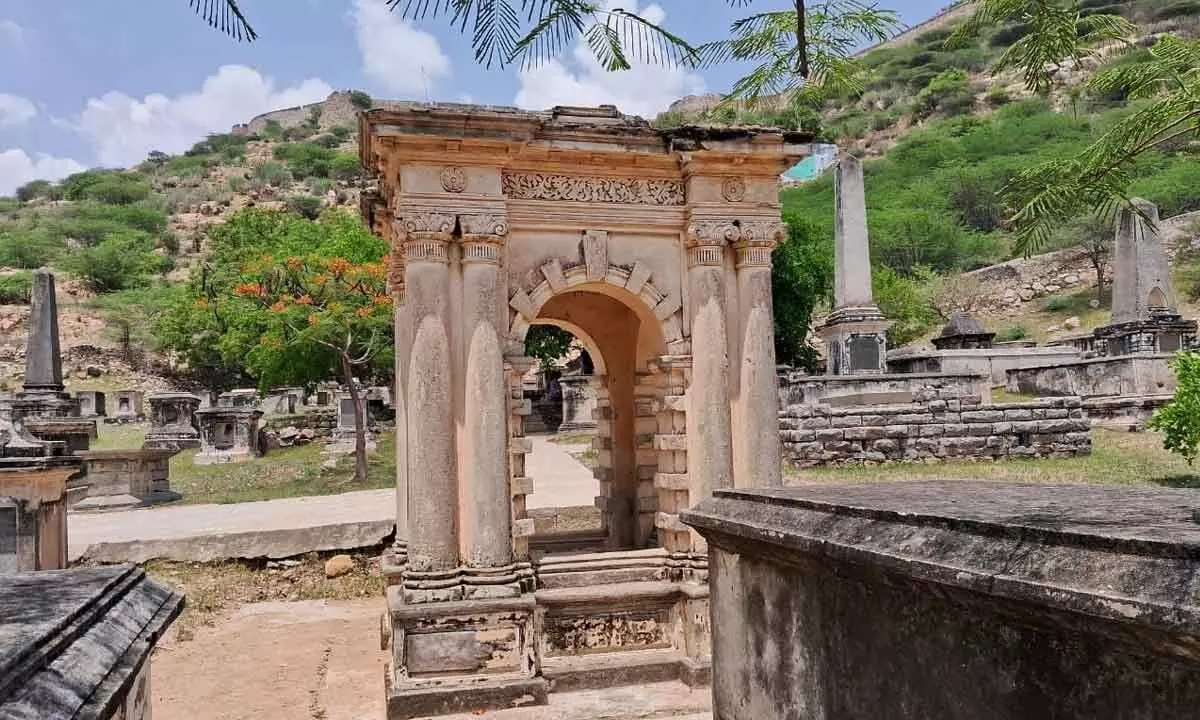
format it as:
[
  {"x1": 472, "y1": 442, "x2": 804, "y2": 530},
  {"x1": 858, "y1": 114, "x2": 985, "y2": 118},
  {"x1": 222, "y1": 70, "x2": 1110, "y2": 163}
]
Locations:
[{"x1": 189, "y1": 0, "x2": 257, "y2": 41}]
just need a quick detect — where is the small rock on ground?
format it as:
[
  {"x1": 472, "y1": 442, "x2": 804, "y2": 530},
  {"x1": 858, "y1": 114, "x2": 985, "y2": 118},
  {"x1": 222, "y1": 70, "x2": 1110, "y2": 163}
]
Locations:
[{"x1": 325, "y1": 554, "x2": 354, "y2": 579}]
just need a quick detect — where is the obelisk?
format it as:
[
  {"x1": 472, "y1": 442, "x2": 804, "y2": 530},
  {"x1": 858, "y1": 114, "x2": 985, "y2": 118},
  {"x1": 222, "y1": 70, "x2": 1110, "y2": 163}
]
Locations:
[
  {"x1": 818, "y1": 154, "x2": 890, "y2": 374},
  {"x1": 23, "y1": 268, "x2": 65, "y2": 397}
]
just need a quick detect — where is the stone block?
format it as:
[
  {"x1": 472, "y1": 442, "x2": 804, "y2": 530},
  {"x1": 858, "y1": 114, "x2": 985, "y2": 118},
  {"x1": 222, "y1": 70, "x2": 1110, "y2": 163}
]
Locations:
[
  {"x1": 782, "y1": 430, "x2": 816, "y2": 443},
  {"x1": 966, "y1": 423, "x2": 994, "y2": 437},
  {"x1": 895, "y1": 414, "x2": 933, "y2": 425},
  {"x1": 1003, "y1": 409, "x2": 1033, "y2": 421},
  {"x1": 917, "y1": 424, "x2": 945, "y2": 438},
  {"x1": 961, "y1": 410, "x2": 1004, "y2": 423},
  {"x1": 941, "y1": 424, "x2": 967, "y2": 437},
  {"x1": 831, "y1": 416, "x2": 863, "y2": 428},
  {"x1": 883, "y1": 425, "x2": 913, "y2": 439},
  {"x1": 871, "y1": 439, "x2": 899, "y2": 454},
  {"x1": 815, "y1": 429, "x2": 844, "y2": 442},
  {"x1": 800, "y1": 417, "x2": 830, "y2": 430},
  {"x1": 1038, "y1": 419, "x2": 1078, "y2": 433}
]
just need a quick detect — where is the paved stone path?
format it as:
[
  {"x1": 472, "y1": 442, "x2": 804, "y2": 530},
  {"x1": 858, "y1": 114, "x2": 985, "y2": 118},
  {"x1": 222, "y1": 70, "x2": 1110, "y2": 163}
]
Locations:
[{"x1": 71, "y1": 434, "x2": 598, "y2": 562}]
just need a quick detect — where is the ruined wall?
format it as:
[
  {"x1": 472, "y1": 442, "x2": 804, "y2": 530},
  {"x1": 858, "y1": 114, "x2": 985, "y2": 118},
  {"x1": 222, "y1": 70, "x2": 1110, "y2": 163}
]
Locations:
[
  {"x1": 778, "y1": 370, "x2": 988, "y2": 407},
  {"x1": 1005, "y1": 354, "x2": 1176, "y2": 398},
  {"x1": 780, "y1": 396, "x2": 1091, "y2": 467}
]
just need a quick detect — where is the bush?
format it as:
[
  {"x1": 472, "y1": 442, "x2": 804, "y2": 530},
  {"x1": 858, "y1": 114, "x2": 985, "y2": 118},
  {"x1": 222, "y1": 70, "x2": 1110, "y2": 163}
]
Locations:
[
  {"x1": 1149, "y1": 351, "x2": 1200, "y2": 464},
  {"x1": 914, "y1": 69, "x2": 972, "y2": 119},
  {"x1": 349, "y1": 90, "x2": 372, "y2": 110},
  {"x1": 0, "y1": 227, "x2": 61, "y2": 267},
  {"x1": 60, "y1": 231, "x2": 170, "y2": 293},
  {"x1": 253, "y1": 162, "x2": 293, "y2": 187},
  {"x1": 60, "y1": 170, "x2": 151, "y2": 205},
  {"x1": 948, "y1": 169, "x2": 1006, "y2": 232},
  {"x1": 873, "y1": 266, "x2": 940, "y2": 346},
  {"x1": 260, "y1": 119, "x2": 285, "y2": 141},
  {"x1": 285, "y1": 195, "x2": 323, "y2": 220},
  {"x1": 984, "y1": 87, "x2": 1012, "y2": 107},
  {"x1": 15, "y1": 180, "x2": 60, "y2": 203},
  {"x1": 330, "y1": 125, "x2": 355, "y2": 142},
  {"x1": 1043, "y1": 296, "x2": 1073, "y2": 312},
  {"x1": 995, "y1": 324, "x2": 1029, "y2": 342},
  {"x1": 187, "y1": 133, "x2": 249, "y2": 162},
  {"x1": 0, "y1": 271, "x2": 33, "y2": 304},
  {"x1": 163, "y1": 154, "x2": 216, "y2": 177},
  {"x1": 330, "y1": 153, "x2": 362, "y2": 181},
  {"x1": 272, "y1": 142, "x2": 335, "y2": 179},
  {"x1": 282, "y1": 125, "x2": 314, "y2": 141},
  {"x1": 312, "y1": 133, "x2": 342, "y2": 149},
  {"x1": 308, "y1": 178, "x2": 334, "y2": 196}
]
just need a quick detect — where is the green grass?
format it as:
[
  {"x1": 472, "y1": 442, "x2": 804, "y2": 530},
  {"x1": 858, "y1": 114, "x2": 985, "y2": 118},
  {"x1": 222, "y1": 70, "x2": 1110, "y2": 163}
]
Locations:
[
  {"x1": 787, "y1": 429, "x2": 1200, "y2": 487},
  {"x1": 91, "y1": 421, "x2": 149, "y2": 450},
  {"x1": 168, "y1": 433, "x2": 395, "y2": 505}
]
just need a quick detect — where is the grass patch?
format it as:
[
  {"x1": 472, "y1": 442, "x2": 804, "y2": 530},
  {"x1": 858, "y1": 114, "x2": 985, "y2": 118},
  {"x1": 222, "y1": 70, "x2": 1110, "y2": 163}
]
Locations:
[
  {"x1": 91, "y1": 422, "x2": 149, "y2": 450},
  {"x1": 786, "y1": 429, "x2": 1199, "y2": 487},
  {"x1": 143, "y1": 553, "x2": 383, "y2": 642},
  {"x1": 169, "y1": 433, "x2": 395, "y2": 505}
]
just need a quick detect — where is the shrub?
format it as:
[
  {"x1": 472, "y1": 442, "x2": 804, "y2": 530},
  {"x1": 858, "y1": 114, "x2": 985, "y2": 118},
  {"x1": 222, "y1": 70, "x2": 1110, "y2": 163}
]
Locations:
[
  {"x1": 0, "y1": 271, "x2": 33, "y2": 304},
  {"x1": 282, "y1": 125, "x2": 314, "y2": 141},
  {"x1": 995, "y1": 324, "x2": 1029, "y2": 342},
  {"x1": 60, "y1": 231, "x2": 170, "y2": 293},
  {"x1": 187, "y1": 133, "x2": 249, "y2": 162},
  {"x1": 1043, "y1": 296, "x2": 1073, "y2": 312},
  {"x1": 253, "y1": 162, "x2": 293, "y2": 187},
  {"x1": 1149, "y1": 351, "x2": 1200, "y2": 464},
  {"x1": 15, "y1": 180, "x2": 60, "y2": 203},
  {"x1": 260, "y1": 119, "x2": 285, "y2": 141},
  {"x1": 349, "y1": 90, "x2": 372, "y2": 110},
  {"x1": 312, "y1": 133, "x2": 342, "y2": 149},
  {"x1": 60, "y1": 170, "x2": 151, "y2": 205},
  {"x1": 984, "y1": 87, "x2": 1012, "y2": 107},
  {"x1": 308, "y1": 178, "x2": 334, "y2": 196},
  {"x1": 0, "y1": 198, "x2": 18, "y2": 213},
  {"x1": 330, "y1": 125, "x2": 355, "y2": 142},
  {"x1": 948, "y1": 170, "x2": 1006, "y2": 232},
  {"x1": 0, "y1": 227, "x2": 61, "y2": 267},
  {"x1": 873, "y1": 266, "x2": 940, "y2": 346},
  {"x1": 285, "y1": 195, "x2": 324, "y2": 220},
  {"x1": 914, "y1": 69, "x2": 972, "y2": 119},
  {"x1": 272, "y1": 142, "x2": 335, "y2": 179},
  {"x1": 330, "y1": 153, "x2": 362, "y2": 181},
  {"x1": 163, "y1": 154, "x2": 216, "y2": 177},
  {"x1": 52, "y1": 202, "x2": 170, "y2": 244}
]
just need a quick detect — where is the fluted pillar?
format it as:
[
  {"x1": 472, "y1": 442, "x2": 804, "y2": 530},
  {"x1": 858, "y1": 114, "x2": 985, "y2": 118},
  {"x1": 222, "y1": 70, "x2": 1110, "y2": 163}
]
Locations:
[
  {"x1": 401, "y1": 212, "x2": 460, "y2": 603},
  {"x1": 684, "y1": 221, "x2": 735, "y2": 503},
  {"x1": 733, "y1": 222, "x2": 785, "y2": 488},
  {"x1": 388, "y1": 221, "x2": 409, "y2": 566},
  {"x1": 458, "y1": 215, "x2": 520, "y2": 598}
]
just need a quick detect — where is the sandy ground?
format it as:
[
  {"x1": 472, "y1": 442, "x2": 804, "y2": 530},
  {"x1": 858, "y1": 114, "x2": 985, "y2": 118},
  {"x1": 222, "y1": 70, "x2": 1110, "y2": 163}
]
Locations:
[{"x1": 151, "y1": 598, "x2": 711, "y2": 720}]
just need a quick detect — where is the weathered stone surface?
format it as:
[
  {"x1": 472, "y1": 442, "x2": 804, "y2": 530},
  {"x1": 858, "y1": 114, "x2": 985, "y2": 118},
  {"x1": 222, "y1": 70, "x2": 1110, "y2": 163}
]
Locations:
[
  {"x1": 324, "y1": 554, "x2": 355, "y2": 578},
  {"x1": 684, "y1": 482, "x2": 1200, "y2": 720}
]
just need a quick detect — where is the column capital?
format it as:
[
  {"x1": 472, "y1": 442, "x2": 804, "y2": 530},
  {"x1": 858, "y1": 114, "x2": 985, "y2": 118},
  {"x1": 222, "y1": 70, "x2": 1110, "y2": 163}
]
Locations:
[
  {"x1": 733, "y1": 220, "x2": 787, "y2": 268},
  {"x1": 400, "y1": 211, "x2": 454, "y2": 264},
  {"x1": 459, "y1": 213, "x2": 508, "y2": 265},
  {"x1": 685, "y1": 220, "x2": 738, "y2": 267}
]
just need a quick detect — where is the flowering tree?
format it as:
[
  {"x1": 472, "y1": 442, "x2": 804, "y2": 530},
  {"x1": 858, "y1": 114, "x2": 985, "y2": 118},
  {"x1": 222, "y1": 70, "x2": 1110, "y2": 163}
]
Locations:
[{"x1": 232, "y1": 253, "x2": 393, "y2": 481}]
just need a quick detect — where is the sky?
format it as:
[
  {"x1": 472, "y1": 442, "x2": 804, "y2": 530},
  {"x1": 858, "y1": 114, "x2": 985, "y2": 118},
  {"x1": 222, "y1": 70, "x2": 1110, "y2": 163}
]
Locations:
[{"x1": 0, "y1": 0, "x2": 950, "y2": 195}]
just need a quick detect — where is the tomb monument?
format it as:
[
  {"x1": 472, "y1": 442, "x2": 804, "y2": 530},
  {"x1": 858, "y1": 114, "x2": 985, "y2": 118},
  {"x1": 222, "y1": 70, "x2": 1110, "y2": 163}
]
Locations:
[
  {"x1": 143, "y1": 392, "x2": 203, "y2": 451},
  {"x1": 194, "y1": 406, "x2": 264, "y2": 464},
  {"x1": 361, "y1": 102, "x2": 804, "y2": 717}
]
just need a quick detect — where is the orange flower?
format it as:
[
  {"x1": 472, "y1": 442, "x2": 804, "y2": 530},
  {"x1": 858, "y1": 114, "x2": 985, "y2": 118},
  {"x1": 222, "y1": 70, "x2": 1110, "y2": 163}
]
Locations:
[
  {"x1": 372, "y1": 293, "x2": 392, "y2": 306},
  {"x1": 194, "y1": 297, "x2": 209, "y2": 308},
  {"x1": 286, "y1": 256, "x2": 304, "y2": 270},
  {"x1": 328, "y1": 257, "x2": 351, "y2": 274},
  {"x1": 312, "y1": 274, "x2": 329, "y2": 286},
  {"x1": 308, "y1": 313, "x2": 320, "y2": 327},
  {"x1": 269, "y1": 301, "x2": 287, "y2": 313},
  {"x1": 296, "y1": 295, "x2": 313, "y2": 305},
  {"x1": 355, "y1": 306, "x2": 374, "y2": 318},
  {"x1": 233, "y1": 282, "x2": 264, "y2": 298},
  {"x1": 363, "y1": 262, "x2": 386, "y2": 279}
]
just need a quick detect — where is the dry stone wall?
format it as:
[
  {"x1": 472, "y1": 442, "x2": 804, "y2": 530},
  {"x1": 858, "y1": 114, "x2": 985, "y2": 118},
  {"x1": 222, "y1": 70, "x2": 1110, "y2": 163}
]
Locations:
[{"x1": 780, "y1": 396, "x2": 1091, "y2": 467}]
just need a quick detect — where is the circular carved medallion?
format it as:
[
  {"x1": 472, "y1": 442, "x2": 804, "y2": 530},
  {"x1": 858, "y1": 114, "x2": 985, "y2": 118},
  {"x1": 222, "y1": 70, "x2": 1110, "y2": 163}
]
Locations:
[
  {"x1": 440, "y1": 166, "x2": 467, "y2": 193},
  {"x1": 721, "y1": 176, "x2": 746, "y2": 202}
]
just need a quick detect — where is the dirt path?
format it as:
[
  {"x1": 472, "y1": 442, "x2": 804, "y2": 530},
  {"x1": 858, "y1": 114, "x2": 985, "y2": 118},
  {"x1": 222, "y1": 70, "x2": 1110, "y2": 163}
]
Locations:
[{"x1": 152, "y1": 598, "x2": 388, "y2": 720}]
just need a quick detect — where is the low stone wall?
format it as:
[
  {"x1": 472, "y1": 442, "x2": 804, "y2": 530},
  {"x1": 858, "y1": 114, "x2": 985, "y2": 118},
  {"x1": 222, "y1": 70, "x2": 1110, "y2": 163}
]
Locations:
[
  {"x1": 888, "y1": 345, "x2": 1081, "y2": 386},
  {"x1": 1005, "y1": 354, "x2": 1175, "y2": 397},
  {"x1": 780, "y1": 396, "x2": 1090, "y2": 467},
  {"x1": 263, "y1": 408, "x2": 336, "y2": 437},
  {"x1": 1083, "y1": 395, "x2": 1171, "y2": 431},
  {"x1": 76, "y1": 449, "x2": 179, "y2": 509},
  {"x1": 778, "y1": 371, "x2": 988, "y2": 407}
]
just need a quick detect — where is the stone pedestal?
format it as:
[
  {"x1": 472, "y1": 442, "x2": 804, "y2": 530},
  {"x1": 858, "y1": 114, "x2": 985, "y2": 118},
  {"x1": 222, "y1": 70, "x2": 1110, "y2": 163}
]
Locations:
[
  {"x1": 143, "y1": 392, "x2": 202, "y2": 451},
  {"x1": 557, "y1": 374, "x2": 598, "y2": 432},
  {"x1": 0, "y1": 565, "x2": 183, "y2": 718},
  {"x1": 75, "y1": 448, "x2": 180, "y2": 510},
  {"x1": 74, "y1": 390, "x2": 106, "y2": 418},
  {"x1": 110, "y1": 390, "x2": 145, "y2": 422},
  {"x1": 817, "y1": 306, "x2": 890, "y2": 375},
  {"x1": 0, "y1": 465, "x2": 75, "y2": 573},
  {"x1": 194, "y1": 407, "x2": 263, "y2": 464},
  {"x1": 684, "y1": 482, "x2": 1200, "y2": 720},
  {"x1": 217, "y1": 388, "x2": 259, "y2": 408}
]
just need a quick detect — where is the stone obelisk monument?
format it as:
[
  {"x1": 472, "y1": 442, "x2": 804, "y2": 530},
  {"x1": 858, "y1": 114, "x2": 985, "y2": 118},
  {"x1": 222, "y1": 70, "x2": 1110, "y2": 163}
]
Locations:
[
  {"x1": 1093, "y1": 199, "x2": 1196, "y2": 355},
  {"x1": 11, "y1": 269, "x2": 94, "y2": 452},
  {"x1": 818, "y1": 154, "x2": 890, "y2": 374}
]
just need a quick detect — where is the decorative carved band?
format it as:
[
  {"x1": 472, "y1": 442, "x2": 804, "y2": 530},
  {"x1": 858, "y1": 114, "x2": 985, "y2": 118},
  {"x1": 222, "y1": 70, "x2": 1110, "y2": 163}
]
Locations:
[
  {"x1": 735, "y1": 246, "x2": 773, "y2": 268},
  {"x1": 738, "y1": 220, "x2": 787, "y2": 246},
  {"x1": 503, "y1": 171, "x2": 685, "y2": 205},
  {"x1": 687, "y1": 220, "x2": 739, "y2": 245},
  {"x1": 403, "y1": 211, "x2": 455, "y2": 237},
  {"x1": 688, "y1": 245, "x2": 725, "y2": 267},
  {"x1": 461, "y1": 240, "x2": 503, "y2": 265},
  {"x1": 403, "y1": 239, "x2": 450, "y2": 264}
]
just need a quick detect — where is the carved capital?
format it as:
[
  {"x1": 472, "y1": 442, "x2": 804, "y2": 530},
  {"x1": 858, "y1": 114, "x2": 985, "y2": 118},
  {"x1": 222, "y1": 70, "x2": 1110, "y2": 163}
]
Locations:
[
  {"x1": 733, "y1": 221, "x2": 785, "y2": 268},
  {"x1": 403, "y1": 211, "x2": 455, "y2": 238},
  {"x1": 458, "y1": 213, "x2": 509, "y2": 238},
  {"x1": 686, "y1": 220, "x2": 739, "y2": 267}
]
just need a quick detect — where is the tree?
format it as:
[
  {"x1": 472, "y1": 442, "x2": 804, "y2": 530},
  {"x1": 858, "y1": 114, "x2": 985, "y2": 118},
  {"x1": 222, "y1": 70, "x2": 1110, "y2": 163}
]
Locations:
[
  {"x1": 187, "y1": 0, "x2": 256, "y2": 41},
  {"x1": 1057, "y1": 213, "x2": 1111, "y2": 304},
  {"x1": 1148, "y1": 351, "x2": 1200, "y2": 464},
  {"x1": 60, "y1": 231, "x2": 171, "y2": 293},
  {"x1": 773, "y1": 214, "x2": 832, "y2": 371},
  {"x1": 349, "y1": 90, "x2": 373, "y2": 110},
  {"x1": 525, "y1": 325, "x2": 575, "y2": 370},
  {"x1": 232, "y1": 254, "x2": 392, "y2": 481}
]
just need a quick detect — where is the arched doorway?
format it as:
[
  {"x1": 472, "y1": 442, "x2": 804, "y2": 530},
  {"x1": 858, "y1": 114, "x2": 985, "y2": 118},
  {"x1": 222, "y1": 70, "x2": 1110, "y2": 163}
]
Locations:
[{"x1": 518, "y1": 284, "x2": 667, "y2": 551}]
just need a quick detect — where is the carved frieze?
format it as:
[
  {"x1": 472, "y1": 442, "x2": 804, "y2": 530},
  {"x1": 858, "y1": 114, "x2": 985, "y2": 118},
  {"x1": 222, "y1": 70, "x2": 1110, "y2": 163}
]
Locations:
[
  {"x1": 440, "y1": 166, "x2": 467, "y2": 193},
  {"x1": 502, "y1": 172, "x2": 685, "y2": 205},
  {"x1": 721, "y1": 177, "x2": 747, "y2": 203}
]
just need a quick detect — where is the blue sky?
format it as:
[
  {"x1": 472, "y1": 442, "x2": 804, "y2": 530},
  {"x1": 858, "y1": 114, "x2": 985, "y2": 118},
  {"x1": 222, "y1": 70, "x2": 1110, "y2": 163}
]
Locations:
[{"x1": 0, "y1": 0, "x2": 949, "y2": 194}]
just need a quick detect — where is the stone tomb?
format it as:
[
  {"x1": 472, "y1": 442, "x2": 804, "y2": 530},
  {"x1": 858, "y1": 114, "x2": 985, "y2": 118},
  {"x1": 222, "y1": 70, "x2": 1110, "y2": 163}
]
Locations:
[
  {"x1": 143, "y1": 392, "x2": 203, "y2": 451},
  {"x1": 74, "y1": 390, "x2": 106, "y2": 418},
  {"x1": 684, "y1": 482, "x2": 1200, "y2": 719},
  {"x1": 75, "y1": 448, "x2": 180, "y2": 510},
  {"x1": 0, "y1": 566, "x2": 183, "y2": 718},
  {"x1": 361, "y1": 103, "x2": 805, "y2": 716},
  {"x1": 557, "y1": 373, "x2": 599, "y2": 433},
  {"x1": 110, "y1": 389, "x2": 145, "y2": 422},
  {"x1": 218, "y1": 388, "x2": 260, "y2": 408},
  {"x1": 194, "y1": 406, "x2": 264, "y2": 464}
]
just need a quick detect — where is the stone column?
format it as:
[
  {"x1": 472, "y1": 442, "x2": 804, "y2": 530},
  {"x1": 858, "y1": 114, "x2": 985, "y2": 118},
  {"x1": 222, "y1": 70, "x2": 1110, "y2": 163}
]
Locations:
[
  {"x1": 401, "y1": 212, "x2": 461, "y2": 603},
  {"x1": 833, "y1": 154, "x2": 874, "y2": 310},
  {"x1": 458, "y1": 215, "x2": 519, "y2": 598},
  {"x1": 684, "y1": 221, "x2": 735, "y2": 502},
  {"x1": 1112, "y1": 199, "x2": 1173, "y2": 324},
  {"x1": 23, "y1": 269, "x2": 64, "y2": 396},
  {"x1": 389, "y1": 226, "x2": 409, "y2": 567},
  {"x1": 733, "y1": 222, "x2": 784, "y2": 488}
]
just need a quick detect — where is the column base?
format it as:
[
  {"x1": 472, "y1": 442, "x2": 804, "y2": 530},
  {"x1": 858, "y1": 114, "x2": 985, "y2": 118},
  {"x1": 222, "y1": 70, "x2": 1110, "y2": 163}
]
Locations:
[{"x1": 386, "y1": 675, "x2": 548, "y2": 719}]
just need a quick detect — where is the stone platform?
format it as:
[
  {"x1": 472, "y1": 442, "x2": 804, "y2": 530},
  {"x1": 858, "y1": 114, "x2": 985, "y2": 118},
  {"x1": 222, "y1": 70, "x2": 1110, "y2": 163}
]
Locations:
[{"x1": 684, "y1": 481, "x2": 1200, "y2": 719}]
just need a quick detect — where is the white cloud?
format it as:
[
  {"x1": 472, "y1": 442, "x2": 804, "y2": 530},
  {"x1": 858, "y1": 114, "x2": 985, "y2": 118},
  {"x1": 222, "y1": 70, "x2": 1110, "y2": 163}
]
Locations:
[
  {"x1": 69, "y1": 65, "x2": 333, "y2": 167},
  {"x1": 513, "y1": 1, "x2": 704, "y2": 118},
  {"x1": 350, "y1": 0, "x2": 451, "y2": 97},
  {"x1": 0, "y1": 94, "x2": 36, "y2": 127},
  {"x1": 0, "y1": 149, "x2": 86, "y2": 196},
  {"x1": 0, "y1": 20, "x2": 25, "y2": 50}
]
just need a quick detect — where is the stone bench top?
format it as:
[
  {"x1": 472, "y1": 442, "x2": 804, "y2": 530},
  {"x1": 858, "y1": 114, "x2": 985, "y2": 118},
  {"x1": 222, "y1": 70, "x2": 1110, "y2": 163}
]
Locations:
[{"x1": 683, "y1": 481, "x2": 1200, "y2": 638}]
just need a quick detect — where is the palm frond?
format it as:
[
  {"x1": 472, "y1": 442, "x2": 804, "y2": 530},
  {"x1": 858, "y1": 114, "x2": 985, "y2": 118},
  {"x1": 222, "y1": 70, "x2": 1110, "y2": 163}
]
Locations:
[
  {"x1": 510, "y1": 1, "x2": 590, "y2": 68},
  {"x1": 189, "y1": 0, "x2": 257, "y2": 41}
]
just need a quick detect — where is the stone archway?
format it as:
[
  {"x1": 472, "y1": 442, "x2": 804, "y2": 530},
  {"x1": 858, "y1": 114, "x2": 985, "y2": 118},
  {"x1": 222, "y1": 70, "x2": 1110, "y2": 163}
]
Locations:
[{"x1": 361, "y1": 103, "x2": 806, "y2": 716}]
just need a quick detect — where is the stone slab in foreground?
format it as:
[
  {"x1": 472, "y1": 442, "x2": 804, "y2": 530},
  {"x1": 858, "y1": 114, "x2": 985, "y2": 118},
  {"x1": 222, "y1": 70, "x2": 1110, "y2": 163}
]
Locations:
[
  {"x1": 70, "y1": 488, "x2": 395, "y2": 563},
  {"x1": 682, "y1": 481, "x2": 1200, "y2": 720}
]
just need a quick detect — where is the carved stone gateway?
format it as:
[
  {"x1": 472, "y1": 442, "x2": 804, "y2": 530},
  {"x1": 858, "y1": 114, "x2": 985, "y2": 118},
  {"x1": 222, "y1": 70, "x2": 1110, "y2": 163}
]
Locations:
[{"x1": 360, "y1": 103, "x2": 807, "y2": 717}]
